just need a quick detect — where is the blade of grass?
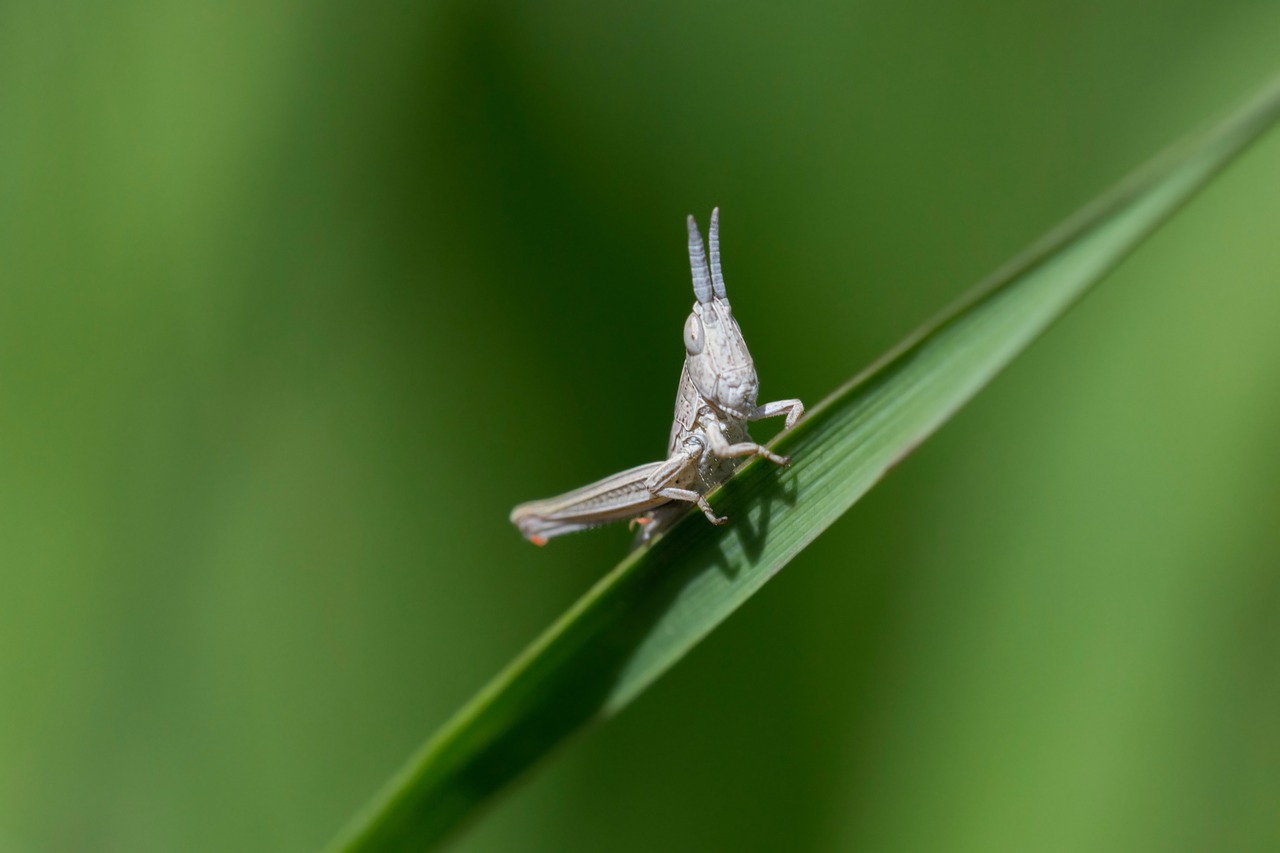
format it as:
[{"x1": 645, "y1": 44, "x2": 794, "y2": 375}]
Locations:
[{"x1": 331, "y1": 78, "x2": 1280, "y2": 852}]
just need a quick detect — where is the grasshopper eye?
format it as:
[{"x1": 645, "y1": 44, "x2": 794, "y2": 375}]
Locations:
[{"x1": 683, "y1": 314, "x2": 705, "y2": 354}]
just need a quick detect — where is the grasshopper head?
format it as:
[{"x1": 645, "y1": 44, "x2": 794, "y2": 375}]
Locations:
[{"x1": 682, "y1": 209, "x2": 759, "y2": 418}]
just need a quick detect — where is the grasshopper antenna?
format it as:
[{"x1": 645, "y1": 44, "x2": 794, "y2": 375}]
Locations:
[
  {"x1": 687, "y1": 215, "x2": 713, "y2": 304},
  {"x1": 708, "y1": 207, "x2": 727, "y2": 299}
]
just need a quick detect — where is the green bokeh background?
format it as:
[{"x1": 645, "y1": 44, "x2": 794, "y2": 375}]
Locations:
[{"x1": 3, "y1": 2, "x2": 1279, "y2": 851}]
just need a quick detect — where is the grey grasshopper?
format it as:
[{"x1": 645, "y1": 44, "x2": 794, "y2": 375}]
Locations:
[{"x1": 510, "y1": 208, "x2": 804, "y2": 546}]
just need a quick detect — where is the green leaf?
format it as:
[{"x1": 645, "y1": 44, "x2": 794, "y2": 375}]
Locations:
[{"x1": 330, "y1": 79, "x2": 1280, "y2": 852}]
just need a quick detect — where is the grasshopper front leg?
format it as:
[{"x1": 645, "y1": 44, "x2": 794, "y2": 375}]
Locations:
[
  {"x1": 750, "y1": 398, "x2": 805, "y2": 430},
  {"x1": 703, "y1": 418, "x2": 791, "y2": 467}
]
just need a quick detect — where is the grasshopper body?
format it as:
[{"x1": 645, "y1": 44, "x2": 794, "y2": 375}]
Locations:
[{"x1": 510, "y1": 208, "x2": 804, "y2": 546}]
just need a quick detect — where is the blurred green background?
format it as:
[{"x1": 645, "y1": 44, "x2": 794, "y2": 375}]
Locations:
[{"x1": 3, "y1": 2, "x2": 1279, "y2": 851}]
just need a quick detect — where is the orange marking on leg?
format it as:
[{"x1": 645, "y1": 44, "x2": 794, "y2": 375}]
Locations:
[{"x1": 530, "y1": 535, "x2": 548, "y2": 547}]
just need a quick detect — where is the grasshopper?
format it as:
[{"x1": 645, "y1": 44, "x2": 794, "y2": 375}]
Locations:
[{"x1": 510, "y1": 208, "x2": 804, "y2": 546}]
